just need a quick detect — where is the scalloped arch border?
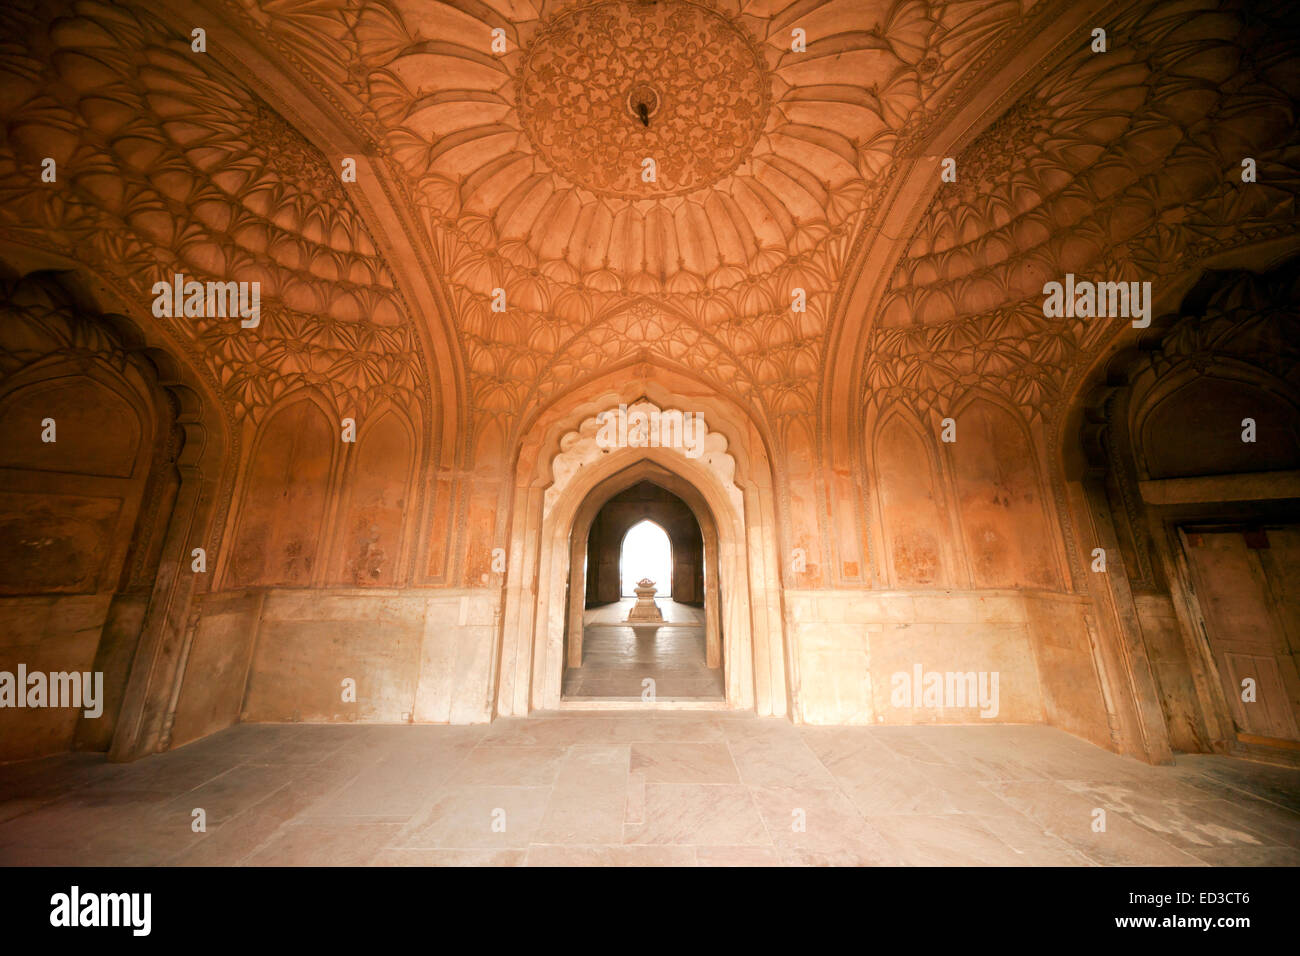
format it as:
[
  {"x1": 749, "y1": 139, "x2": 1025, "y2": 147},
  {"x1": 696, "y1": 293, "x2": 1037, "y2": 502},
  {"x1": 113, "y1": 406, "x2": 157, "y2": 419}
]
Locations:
[{"x1": 545, "y1": 399, "x2": 742, "y2": 518}]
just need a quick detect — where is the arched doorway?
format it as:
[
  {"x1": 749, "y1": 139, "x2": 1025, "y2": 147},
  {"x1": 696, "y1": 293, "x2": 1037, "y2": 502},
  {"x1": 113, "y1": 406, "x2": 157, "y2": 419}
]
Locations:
[
  {"x1": 0, "y1": 272, "x2": 188, "y2": 760},
  {"x1": 620, "y1": 519, "x2": 673, "y2": 598},
  {"x1": 562, "y1": 481, "x2": 721, "y2": 701},
  {"x1": 1072, "y1": 261, "x2": 1300, "y2": 763},
  {"x1": 496, "y1": 394, "x2": 789, "y2": 718}
]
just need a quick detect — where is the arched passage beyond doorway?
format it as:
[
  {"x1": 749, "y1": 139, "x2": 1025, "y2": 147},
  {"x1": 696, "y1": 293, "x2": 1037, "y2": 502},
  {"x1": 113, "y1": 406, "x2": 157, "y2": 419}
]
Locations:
[
  {"x1": 562, "y1": 481, "x2": 719, "y2": 700},
  {"x1": 583, "y1": 480, "x2": 704, "y2": 605},
  {"x1": 620, "y1": 520, "x2": 673, "y2": 598},
  {"x1": 565, "y1": 467, "x2": 722, "y2": 674}
]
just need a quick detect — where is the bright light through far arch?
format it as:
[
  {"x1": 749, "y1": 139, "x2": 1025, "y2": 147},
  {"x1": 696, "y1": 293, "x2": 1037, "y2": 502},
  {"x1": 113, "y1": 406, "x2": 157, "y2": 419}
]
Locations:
[{"x1": 621, "y1": 520, "x2": 672, "y2": 598}]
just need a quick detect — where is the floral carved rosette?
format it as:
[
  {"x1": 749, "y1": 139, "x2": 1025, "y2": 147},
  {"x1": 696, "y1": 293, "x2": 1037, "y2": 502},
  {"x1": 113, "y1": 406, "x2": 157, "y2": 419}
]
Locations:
[{"x1": 517, "y1": 0, "x2": 772, "y2": 198}]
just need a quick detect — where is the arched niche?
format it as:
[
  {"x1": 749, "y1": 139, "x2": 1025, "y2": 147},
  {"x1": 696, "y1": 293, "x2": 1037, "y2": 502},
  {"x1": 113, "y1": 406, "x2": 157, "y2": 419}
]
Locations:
[
  {"x1": 0, "y1": 366, "x2": 153, "y2": 596},
  {"x1": 1134, "y1": 369, "x2": 1300, "y2": 480},
  {"x1": 0, "y1": 357, "x2": 163, "y2": 760},
  {"x1": 0, "y1": 261, "x2": 230, "y2": 763},
  {"x1": 328, "y1": 406, "x2": 416, "y2": 587},
  {"x1": 946, "y1": 396, "x2": 1061, "y2": 590},
  {"x1": 225, "y1": 395, "x2": 335, "y2": 588},
  {"x1": 872, "y1": 409, "x2": 952, "y2": 587},
  {"x1": 0, "y1": 268, "x2": 208, "y2": 761},
  {"x1": 563, "y1": 462, "x2": 723, "y2": 673},
  {"x1": 0, "y1": 375, "x2": 143, "y2": 479},
  {"x1": 781, "y1": 417, "x2": 824, "y2": 583}
]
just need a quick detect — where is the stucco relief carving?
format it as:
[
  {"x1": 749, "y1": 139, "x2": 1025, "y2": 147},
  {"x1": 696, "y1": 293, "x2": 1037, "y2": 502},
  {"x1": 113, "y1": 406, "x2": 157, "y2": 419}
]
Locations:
[
  {"x1": 867, "y1": 0, "x2": 1300, "y2": 425},
  {"x1": 228, "y1": 0, "x2": 1031, "y2": 429},
  {"x1": 0, "y1": 0, "x2": 427, "y2": 423},
  {"x1": 519, "y1": 300, "x2": 763, "y2": 423},
  {"x1": 518, "y1": 0, "x2": 771, "y2": 197},
  {"x1": 0, "y1": 276, "x2": 124, "y2": 378},
  {"x1": 545, "y1": 399, "x2": 741, "y2": 518}
]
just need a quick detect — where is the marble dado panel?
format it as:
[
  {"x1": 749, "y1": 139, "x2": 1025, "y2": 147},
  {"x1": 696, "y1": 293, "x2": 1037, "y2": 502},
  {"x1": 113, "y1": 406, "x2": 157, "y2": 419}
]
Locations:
[
  {"x1": 786, "y1": 589, "x2": 1104, "y2": 739},
  {"x1": 175, "y1": 588, "x2": 501, "y2": 740}
]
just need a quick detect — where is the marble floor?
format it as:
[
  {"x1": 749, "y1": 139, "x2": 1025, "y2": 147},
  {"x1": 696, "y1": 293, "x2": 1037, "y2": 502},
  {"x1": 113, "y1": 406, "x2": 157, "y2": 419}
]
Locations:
[
  {"x1": 562, "y1": 598, "x2": 724, "y2": 700},
  {"x1": 1, "y1": 716, "x2": 1298, "y2": 866}
]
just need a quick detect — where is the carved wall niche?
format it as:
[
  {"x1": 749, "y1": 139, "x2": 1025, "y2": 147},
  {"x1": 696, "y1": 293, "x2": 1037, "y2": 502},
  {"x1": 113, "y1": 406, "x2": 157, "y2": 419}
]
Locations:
[
  {"x1": 871, "y1": 408, "x2": 953, "y2": 588},
  {"x1": 327, "y1": 407, "x2": 417, "y2": 588},
  {"x1": 1136, "y1": 369, "x2": 1300, "y2": 480},
  {"x1": 945, "y1": 396, "x2": 1062, "y2": 590},
  {"x1": 0, "y1": 373, "x2": 148, "y2": 594},
  {"x1": 220, "y1": 390, "x2": 422, "y2": 591},
  {"x1": 224, "y1": 396, "x2": 335, "y2": 589}
]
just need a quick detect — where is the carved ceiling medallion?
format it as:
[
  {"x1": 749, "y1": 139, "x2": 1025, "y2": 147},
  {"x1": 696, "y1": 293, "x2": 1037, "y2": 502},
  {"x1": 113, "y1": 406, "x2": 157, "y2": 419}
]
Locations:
[{"x1": 517, "y1": 0, "x2": 771, "y2": 198}]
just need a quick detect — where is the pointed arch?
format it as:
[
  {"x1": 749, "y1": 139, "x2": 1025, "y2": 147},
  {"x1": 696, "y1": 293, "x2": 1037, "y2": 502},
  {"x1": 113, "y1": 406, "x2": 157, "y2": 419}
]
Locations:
[
  {"x1": 871, "y1": 406, "x2": 954, "y2": 588},
  {"x1": 619, "y1": 518, "x2": 674, "y2": 598},
  {"x1": 944, "y1": 393, "x2": 1061, "y2": 590},
  {"x1": 564, "y1": 464, "x2": 722, "y2": 672},
  {"x1": 223, "y1": 391, "x2": 337, "y2": 589},
  {"x1": 328, "y1": 403, "x2": 418, "y2": 587}
]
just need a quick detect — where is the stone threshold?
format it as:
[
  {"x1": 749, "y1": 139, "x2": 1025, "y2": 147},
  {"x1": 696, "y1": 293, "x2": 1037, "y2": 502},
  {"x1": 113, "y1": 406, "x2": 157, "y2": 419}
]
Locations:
[{"x1": 558, "y1": 698, "x2": 731, "y2": 711}]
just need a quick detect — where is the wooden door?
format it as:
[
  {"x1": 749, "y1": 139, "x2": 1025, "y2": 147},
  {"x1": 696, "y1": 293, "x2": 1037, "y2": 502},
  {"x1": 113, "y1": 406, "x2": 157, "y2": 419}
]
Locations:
[{"x1": 1181, "y1": 527, "x2": 1300, "y2": 742}]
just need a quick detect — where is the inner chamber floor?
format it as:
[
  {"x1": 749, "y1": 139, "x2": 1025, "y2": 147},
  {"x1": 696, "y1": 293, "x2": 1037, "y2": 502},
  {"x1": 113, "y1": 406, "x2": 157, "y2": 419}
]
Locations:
[
  {"x1": 562, "y1": 598, "x2": 724, "y2": 700},
  {"x1": 1, "y1": 718, "x2": 1298, "y2": 866}
]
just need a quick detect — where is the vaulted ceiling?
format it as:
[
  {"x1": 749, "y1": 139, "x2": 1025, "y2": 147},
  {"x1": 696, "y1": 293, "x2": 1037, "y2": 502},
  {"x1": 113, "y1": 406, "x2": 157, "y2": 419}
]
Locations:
[
  {"x1": 1, "y1": 0, "x2": 1297, "y2": 461},
  {"x1": 869, "y1": 0, "x2": 1300, "y2": 422},
  {"x1": 0, "y1": 0, "x2": 428, "y2": 423},
  {"x1": 229, "y1": 0, "x2": 1051, "y2": 430}
]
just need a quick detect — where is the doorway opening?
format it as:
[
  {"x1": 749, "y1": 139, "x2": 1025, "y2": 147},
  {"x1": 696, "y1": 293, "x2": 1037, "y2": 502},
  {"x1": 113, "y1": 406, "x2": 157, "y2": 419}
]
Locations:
[
  {"x1": 620, "y1": 519, "x2": 672, "y2": 598},
  {"x1": 1073, "y1": 260, "x2": 1300, "y2": 762},
  {"x1": 1179, "y1": 523, "x2": 1300, "y2": 743},
  {"x1": 563, "y1": 478, "x2": 722, "y2": 702},
  {"x1": 0, "y1": 272, "x2": 186, "y2": 760}
]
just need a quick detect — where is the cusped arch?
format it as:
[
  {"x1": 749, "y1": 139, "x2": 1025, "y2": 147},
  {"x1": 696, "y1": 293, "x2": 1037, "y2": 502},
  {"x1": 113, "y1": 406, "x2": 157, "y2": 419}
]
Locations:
[
  {"x1": 545, "y1": 399, "x2": 742, "y2": 519},
  {"x1": 498, "y1": 390, "x2": 789, "y2": 721},
  {"x1": 517, "y1": 365, "x2": 779, "y2": 502},
  {"x1": 527, "y1": 414, "x2": 748, "y2": 712}
]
